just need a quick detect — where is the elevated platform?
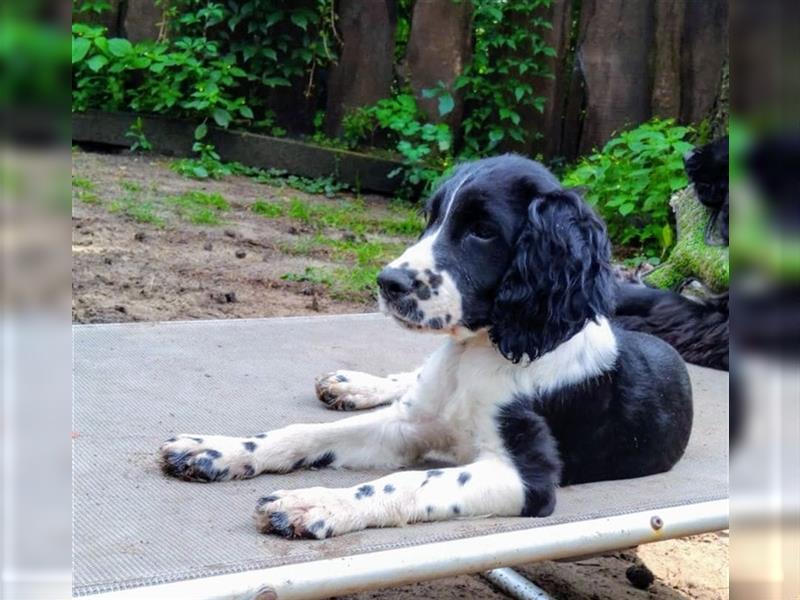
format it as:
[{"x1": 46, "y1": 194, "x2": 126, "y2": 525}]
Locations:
[{"x1": 73, "y1": 314, "x2": 728, "y2": 599}]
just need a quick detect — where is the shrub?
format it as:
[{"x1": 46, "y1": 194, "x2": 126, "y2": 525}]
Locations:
[{"x1": 562, "y1": 119, "x2": 695, "y2": 258}]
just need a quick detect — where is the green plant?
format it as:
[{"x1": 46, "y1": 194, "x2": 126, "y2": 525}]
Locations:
[
  {"x1": 563, "y1": 119, "x2": 695, "y2": 258},
  {"x1": 456, "y1": 0, "x2": 555, "y2": 156},
  {"x1": 72, "y1": 2, "x2": 339, "y2": 125},
  {"x1": 125, "y1": 117, "x2": 152, "y2": 152},
  {"x1": 344, "y1": 93, "x2": 453, "y2": 193}
]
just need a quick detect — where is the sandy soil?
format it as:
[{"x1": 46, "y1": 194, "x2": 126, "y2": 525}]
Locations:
[{"x1": 72, "y1": 149, "x2": 728, "y2": 599}]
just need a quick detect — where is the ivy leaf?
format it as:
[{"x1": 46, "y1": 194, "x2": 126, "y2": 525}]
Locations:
[
  {"x1": 194, "y1": 123, "x2": 208, "y2": 140},
  {"x1": 239, "y1": 106, "x2": 254, "y2": 119},
  {"x1": 437, "y1": 93, "x2": 455, "y2": 116},
  {"x1": 488, "y1": 129, "x2": 504, "y2": 144},
  {"x1": 72, "y1": 37, "x2": 91, "y2": 63},
  {"x1": 514, "y1": 86, "x2": 525, "y2": 102},
  {"x1": 107, "y1": 38, "x2": 133, "y2": 57},
  {"x1": 192, "y1": 165, "x2": 209, "y2": 178},
  {"x1": 263, "y1": 76, "x2": 291, "y2": 87},
  {"x1": 619, "y1": 203, "x2": 635, "y2": 216},
  {"x1": 290, "y1": 12, "x2": 308, "y2": 30},
  {"x1": 421, "y1": 87, "x2": 438, "y2": 99},
  {"x1": 212, "y1": 108, "x2": 231, "y2": 128},
  {"x1": 86, "y1": 54, "x2": 108, "y2": 72}
]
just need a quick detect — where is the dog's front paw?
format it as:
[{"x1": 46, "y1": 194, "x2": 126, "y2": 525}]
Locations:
[
  {"x1": 254, "y1": 488, "x2": 362, "y2": 539},
  {"x1": 159, "y1": 434, "x2": 262, "y2": 482},
  {"x1": 314, "y1": 370, "x2": 392, "y2": 411}
]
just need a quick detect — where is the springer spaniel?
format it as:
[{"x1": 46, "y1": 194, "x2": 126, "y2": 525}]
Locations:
[{"x1": 160, "y1": 155, "x2": 693, "y2": 539}]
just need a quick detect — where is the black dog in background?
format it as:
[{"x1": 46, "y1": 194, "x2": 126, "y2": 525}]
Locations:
[{"x1": 614, "y1": 137, "x2": 729, "y2": 372}]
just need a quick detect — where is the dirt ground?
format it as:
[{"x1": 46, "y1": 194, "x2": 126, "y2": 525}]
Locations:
[{"x1": 72, "y1": 149, "x2": 728, "y2": 599}]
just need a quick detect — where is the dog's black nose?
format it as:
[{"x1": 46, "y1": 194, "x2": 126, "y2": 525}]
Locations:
[{"x1": 377, "y1": 268, "x2": 415, "y2": 301}]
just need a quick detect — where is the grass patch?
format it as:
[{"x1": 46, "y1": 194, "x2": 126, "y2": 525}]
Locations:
[
  {"x1": 281, "y1": 235, "x2": 406, "y2": 300},
  {"x1": 72, "y1": 176, "x2": 94, "y2": 191},
  {"x1": 251, "y1": 199, "x2": 285, "y2": 218},
  {"x1": 72, "y1": 176, "x2": 101, "y2": 203},
  {"x1": 109, "y1": 195, "x2": 165, "y2": 226},
  {"x1": 166, "y1": 191, "x2": 230, "y2": 225},
  {"x1": 120, "y1": 180, "x2": 143, "y2": 193}
]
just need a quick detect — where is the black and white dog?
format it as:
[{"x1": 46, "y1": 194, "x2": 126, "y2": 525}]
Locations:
[{"x1": 160, "y1": 155, "x2": 693, "y2": 539}]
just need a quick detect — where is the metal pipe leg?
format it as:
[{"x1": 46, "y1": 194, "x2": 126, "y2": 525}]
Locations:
[{"x1": 482, "y1": 567, "x2": 556, "y2": 600}]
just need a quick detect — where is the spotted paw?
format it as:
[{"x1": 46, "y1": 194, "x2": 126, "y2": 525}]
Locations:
[
  {"x1": 254, "y1": 488, "x2": 361, "y2": 539},
  {"x1": 159, "y1": 434, "x2": 265, "y2": 482},
  {"x1": 314, "y1": 370, "x2": 396, "y2": 411}
]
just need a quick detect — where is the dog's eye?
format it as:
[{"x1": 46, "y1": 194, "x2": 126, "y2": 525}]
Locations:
[{"x1": 467, "y1": 222, "x2": 497, "y2": 240}]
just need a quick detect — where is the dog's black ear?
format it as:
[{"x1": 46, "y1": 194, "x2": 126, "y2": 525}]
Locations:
[{"x1": 489, "y1": 189, "x2": 615, "y2": 363}]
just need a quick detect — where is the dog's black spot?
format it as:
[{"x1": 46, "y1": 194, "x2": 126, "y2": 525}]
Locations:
[
  {"x1": 457, "y1": 471, "x2": 471, "y2": 486},
  {"x1": 335, "y1": 374, "x2": 348, "y2": 382},
  {"x1": 354, "y1": 484, "x2": 375, "y2": 499},
  {"x1": 427, "y1": 469, "x2": 444, "y2": 477},
  {"x1": 291, "y1": 458, "x2": 306, "y2": 471},
  {"x1": 416, "y1": 284, "x2": 431, "y2": 300},
  {"x1": 426, "y1": 505, "x2": 433, "y2": 516},
  {"x1": 429, "y1": 272, "x2": 443, "y2": 289},
  {"x1": 161, "y1": 450, "x2": 192, "y2": 478},
  {"x1": 254, "y1": 433, "x2": 268, "y2": 439},
  {"x1": 401, "y1": 262, "x2": 409, "y2": 268},
  {"x1": 429, "y1": 317, "x2": 443, "y2": 330},
  {"x1": 257, "y1": 495, "x2": 279, "y2": 507},
  {"x1": 188, "y1": 456, "x2": 229, "y2": 482},
  {"x1": 242, "y1": 464, "x2": 255, "y2": 477},
  {"x1": 451, "y1": 505, "x2": 461, "y2": 515},
  {"x1": 344, "y1": 400, "x2": 356, "y2": 410},
  {"x1": 204, "y1": 449, "x2": 222, "y2": 459},
  {"x1": 268, "y1": 512, "x2": 292, "y2": 537},
  {"x1": 188, "y1": 436, "x2": 203, "y2": 443},
  {"x1": 325, "y1": 527, "x2": 333, "y2": 538},
  {"x1": 243, "y1": 441, "x2": 257, "y2": 452},
  {"x1": 307, "y1": 519, "x2": 326, "y2": 535},
  {"x1": 445, "y1": 314, "x2": 452, "y2": 324},
  {"x1": 308, "y1": 451, "x2": 335, "y2": 469},
  {"x1": 383, "y1": 484, "x2": 396, "y2": 493}
]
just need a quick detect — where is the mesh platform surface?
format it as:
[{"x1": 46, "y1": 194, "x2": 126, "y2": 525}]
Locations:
[{"x1": 73, "y1": 314, "x2": 728, "y2": 596}]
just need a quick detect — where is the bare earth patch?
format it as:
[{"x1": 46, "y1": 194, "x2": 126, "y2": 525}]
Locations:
[
  {"x1": 72, "y1": 149, "x2": 727, "y2": 599},
  {"x1": 72, "y1": 149, "x2": 418, "y2": 323}
]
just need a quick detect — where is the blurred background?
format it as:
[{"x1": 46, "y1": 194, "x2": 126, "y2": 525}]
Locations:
[{"x1": 1, "y1": 0, "x2": 798, "y2": 598}]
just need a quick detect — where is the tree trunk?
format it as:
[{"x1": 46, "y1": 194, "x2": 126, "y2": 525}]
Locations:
[
  {"x1": 324, "y1": 0, "x2": 396, "y2": 137},
  {"x1": 528, "y1": 0, "x2": 574, "y2": 158},
  {"x1": 575, "y1": 0, "x2": 655, "y2": 154},
  {"x1": 405, "y1": 0, "x2": 473, "y2": 130},
  {"x1": 123, "y1": 0, "x2": 162, "y2": 42},
  {"x1": 651, "y1": 0, "x2": 685, "y2": 119},
  {"x1": 680, "y1": 0, "x2": 728, "y2": 124}
]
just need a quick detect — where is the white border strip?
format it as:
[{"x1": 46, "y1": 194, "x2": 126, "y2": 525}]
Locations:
[{"x1": 84, "y1": 499, "x2": 728, "y2": 600}]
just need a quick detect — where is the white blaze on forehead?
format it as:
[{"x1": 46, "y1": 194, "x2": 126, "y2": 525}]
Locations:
[
  {"x1": 388, "y1": 172, "x2": 471, "y2": 272},
  {"x1": 383, "y1": 172, "x2": 473, "y2": 328}
]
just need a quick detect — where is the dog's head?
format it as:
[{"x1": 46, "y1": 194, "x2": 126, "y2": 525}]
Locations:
[{"x1": 378, "y1": 154, "x2": 615, "y2": 362}]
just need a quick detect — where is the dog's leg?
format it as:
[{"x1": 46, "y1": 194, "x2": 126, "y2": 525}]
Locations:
[
  {"x1": 314, "y1": 368, "x2": 419, "y2": 410},
  {"x1": 159, "y1": 401, "x2": 443, "y2": 482},
  {"x1": 254, "y1": 456, "x2": 551, "y2": 539}
]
